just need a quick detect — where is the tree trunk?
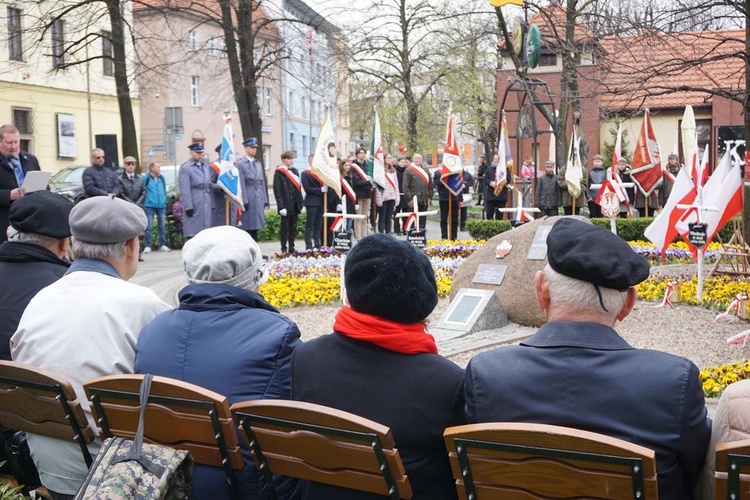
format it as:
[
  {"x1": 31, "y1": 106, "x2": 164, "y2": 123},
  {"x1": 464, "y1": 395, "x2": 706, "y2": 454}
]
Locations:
[{"x1": 106, "y1": 0, "x2": 138, "y2": 165}]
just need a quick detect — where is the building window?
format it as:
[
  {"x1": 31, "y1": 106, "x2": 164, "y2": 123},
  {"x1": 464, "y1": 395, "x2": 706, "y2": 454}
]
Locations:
[
  {"x1": 102, "y1": 31, "x2": 113, "y2": 76},
  {"x1": 51, "y1": 19, "x2": 64, "y2": 68},
  {"x1": 302, "y1": 135, "x2": 308, "y2": 156},
  {"x1": 12, "y1": 107, "x2": 32, "y2": 134},
  {"x1": 288, "y1": 91, "x2": 295, "y2": 115},
  {"x1": 188, "y1": 29, "x2": 198, "y2": 51},
  {"x1": 538, "y1": 54, "x2": 557, "y2": 67},
  {"x1": 265, "y1": 87, "x2": 273, "y2": 115},
  {"x1": 208, "y1": 37, "x2": 217, "y2": 56},
  {"x1": 220, "y1": 38, "x2": 227, "y2": 58},
  {"x1": 7, "y1": 7, "x2": 22, "y2": 61},
  {"x1": 190, "y1": 76, "x2": 201, "y2": 106},
  {"x1": 301, "y1": 96, "x2": 307, "y2": 119},
  {"x1": 289, "y1": 133, "x2": 295, "y2": 152}
]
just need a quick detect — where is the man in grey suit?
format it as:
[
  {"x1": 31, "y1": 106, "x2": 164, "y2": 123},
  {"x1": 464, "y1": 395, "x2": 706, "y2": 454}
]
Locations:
[{"x1": 464, "y1": 218, "x2": 710, "y2": 500}]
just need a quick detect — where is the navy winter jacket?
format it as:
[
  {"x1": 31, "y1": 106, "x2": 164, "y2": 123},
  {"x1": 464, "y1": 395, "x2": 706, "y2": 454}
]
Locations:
[{"x1": 135, "y1": 283, "x2": 302, "y2": 500}]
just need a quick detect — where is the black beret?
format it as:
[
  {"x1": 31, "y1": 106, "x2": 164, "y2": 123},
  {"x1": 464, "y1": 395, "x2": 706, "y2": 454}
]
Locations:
[
  {"x1": 345, "y1": 234, "x2": 437, "y2": 323},
  {"x1": 9, "y1": 191, "x2": 73, "y2": 238},
  {"x1": 547, "y1": 218, "x2": 650, "y2": 291}
]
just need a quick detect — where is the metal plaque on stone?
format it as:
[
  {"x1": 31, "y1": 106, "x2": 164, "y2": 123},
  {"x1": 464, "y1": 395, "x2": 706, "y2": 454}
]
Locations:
[
  {"x1": 333, "y1": 231, "x2": 353, "y2": 253},
  {"x1": 407, "y1": 229, "x2": 427, "y2": 249},
  {"x1": 527, "y1": 225, "x2": 552, "y2": 260},
  {"x1": 472, "y1": 264, "x2": 508, "y2": 286}
]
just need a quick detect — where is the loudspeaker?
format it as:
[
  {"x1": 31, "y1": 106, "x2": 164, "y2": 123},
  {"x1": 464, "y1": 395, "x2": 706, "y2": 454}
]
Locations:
[{"x1": 95, "y1": 134, "x2": 120, "y2": 171}]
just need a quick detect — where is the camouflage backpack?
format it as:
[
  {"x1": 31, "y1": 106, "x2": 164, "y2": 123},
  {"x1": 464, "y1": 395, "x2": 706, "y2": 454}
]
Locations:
[{"x1": 75, "y1": 374, "x2": 194, "y2": 500}]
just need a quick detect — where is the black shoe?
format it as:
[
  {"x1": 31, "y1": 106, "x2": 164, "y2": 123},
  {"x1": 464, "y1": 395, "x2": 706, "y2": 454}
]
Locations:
[{"x1": 138, "y1": 254, "x2": 144, "y2": 262}]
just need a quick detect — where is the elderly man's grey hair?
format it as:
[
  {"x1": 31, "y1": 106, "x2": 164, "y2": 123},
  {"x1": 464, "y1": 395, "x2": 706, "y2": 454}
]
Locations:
[
  {"x1": 72, "y1": 239, "x2": 127, "y2": 260},
  {"x1": 16, "y1": 232, "x2": 59, "y2": 247},
  {"x1": 543, "y1": 264, "x2": 627, "y2": 314}
]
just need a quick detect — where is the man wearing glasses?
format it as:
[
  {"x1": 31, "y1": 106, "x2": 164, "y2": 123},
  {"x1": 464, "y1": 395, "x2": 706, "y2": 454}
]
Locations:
[{"x1": 82, "y1": 148, "x2": 121, "y2": 199}]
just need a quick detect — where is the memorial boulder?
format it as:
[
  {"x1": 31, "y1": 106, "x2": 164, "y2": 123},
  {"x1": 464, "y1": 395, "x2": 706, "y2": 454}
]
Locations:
[{"x1": 451, "y1": 215, "x2": 591, "y2": 327}]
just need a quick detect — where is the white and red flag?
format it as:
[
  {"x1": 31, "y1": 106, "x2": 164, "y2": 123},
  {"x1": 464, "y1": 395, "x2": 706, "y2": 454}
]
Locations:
[
  {"x1": 438, "y1": 107, "x2": 465, "y2": 195},
  {"x1": 494, "y1": 110, "x2": 512, "y2": 196},
  {"x1": 643, "y1": 166, "x2": 697, "y2": 255},
  {"x1": 630, "y1": 109, "x2": 663, "y2": 196},
  {"x1": 676, "y1": 147, "x2": 742, "y2": 245},
  {"x1": 513, "y1": 187, "x2": 533, "y2": 223},
  {"x1": 329, "y1": 215, "x2": 344, "y2": 232}
]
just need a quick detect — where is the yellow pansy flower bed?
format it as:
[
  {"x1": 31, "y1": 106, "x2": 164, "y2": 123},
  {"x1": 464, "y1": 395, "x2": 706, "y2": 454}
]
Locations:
[
  {"x1": 636, "y1": 276, "x2": 750, "y2": 311},
  {"x1": 258, "y1": 240, "x2": 485, "y2": 309},
  {"x1": 700, "y1": 360, "x2": 750, "y2": 398}
]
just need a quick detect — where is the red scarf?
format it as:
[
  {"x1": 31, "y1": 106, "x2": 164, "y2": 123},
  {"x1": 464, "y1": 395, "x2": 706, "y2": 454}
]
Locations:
[{"x1": 333, "y1": 306, "x2": 438, "y2": 355}]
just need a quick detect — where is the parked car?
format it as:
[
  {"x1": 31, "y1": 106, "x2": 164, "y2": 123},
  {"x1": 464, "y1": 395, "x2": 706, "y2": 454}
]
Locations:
[{"x1": 48, "y1": 165, "x2": 90, "y2": 203}]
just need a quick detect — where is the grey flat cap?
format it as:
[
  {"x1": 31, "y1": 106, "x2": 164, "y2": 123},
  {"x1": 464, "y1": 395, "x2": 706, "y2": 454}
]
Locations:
[
  {"x1": 183, "y1": 226, "x2": 268, "y2": 291},
  {"x1": 70, "y1": 196, "x2": 147, "y2": 244}
]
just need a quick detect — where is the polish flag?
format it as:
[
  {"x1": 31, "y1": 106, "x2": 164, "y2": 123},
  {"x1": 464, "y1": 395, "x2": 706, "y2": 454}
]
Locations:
[
  {"x1": 643, "y1": 167, "x2": 697, "y2": 255},
  {"x1": 630, "y1": 109, "x2": 663, "y2": 196},
  {"x1": 676, "y1": 147, "x2": 742, "y2": 244},
  {"x1": 329, "y1": 215, "x2": 344, "y2": 232}
]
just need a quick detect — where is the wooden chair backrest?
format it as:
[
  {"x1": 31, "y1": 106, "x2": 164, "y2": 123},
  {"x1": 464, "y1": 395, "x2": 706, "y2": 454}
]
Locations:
[
  {"x1": 231, "y1": 399, "x2": 413, "y2": 499},
  {"x1": 83, "y1": 374, "x2": 243, "y2": 471},
  {"x1": 444, "y1": 422, "x2": 658, "y2": 500},
  {"x1": 0, "y1": 360, "x2": 94, "y2": 467},
  {"x1": 715, "y1": 439, "x2": 750, "y2": 499}
]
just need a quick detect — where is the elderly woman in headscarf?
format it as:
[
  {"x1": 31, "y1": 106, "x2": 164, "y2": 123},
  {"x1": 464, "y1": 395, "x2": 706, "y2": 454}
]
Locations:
[{"x1": 135, "y1": 225, "x2": 301, "y2": 500}]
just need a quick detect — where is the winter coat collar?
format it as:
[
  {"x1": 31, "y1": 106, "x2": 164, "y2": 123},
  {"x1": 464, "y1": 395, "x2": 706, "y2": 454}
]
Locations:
[
  {"x1": 522, "y1": 321, "x2": 634, "y2": 351},
  {"x1": 0, "y1": 241, "x2": 69, "y2": 267},
  {"x1": 178, "y1": 283, "x2": 278, "y2": 313}
]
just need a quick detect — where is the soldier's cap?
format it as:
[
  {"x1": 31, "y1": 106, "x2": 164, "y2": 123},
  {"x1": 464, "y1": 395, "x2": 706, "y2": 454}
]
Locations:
[
  {"x1": 123, "y1": 156, "x2": 136, "y2": 164},
  {"x1": 69, "y1": 196, "x2": 147, "y2": 244},
  {"x1": 547, "y1": 218, "x2": 650, "y2": 292},
  {"x1": 242, "y1": 137, "x2": 258, "y2": 147},
  {"x1": 669, "y1": 152, "x2": 678, "y2": 158},
  {"x1": 616, "y1": 157, "x2": 628, "y2": 165},
  {"x1": 9, "y1": 191, "x2": 73, "y2": 238},
  {"x1": 188, "y1": 143, "x2": 204, "y2": 152},
  {"x1": 592, "y1": 154, "x2": 604, "y2": 161},
  {"x1": 544, "y1": 160, "x2": 555, "y2": 166}
]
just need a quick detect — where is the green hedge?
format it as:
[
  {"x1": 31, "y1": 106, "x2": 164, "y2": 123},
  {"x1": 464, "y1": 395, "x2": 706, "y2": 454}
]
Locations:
[
  {"x1": 258, "y1": 211, "x2": 307, "y2": 241},
  {"x1": 467, "y1": 216, "x2": 737, "y2": 243}
]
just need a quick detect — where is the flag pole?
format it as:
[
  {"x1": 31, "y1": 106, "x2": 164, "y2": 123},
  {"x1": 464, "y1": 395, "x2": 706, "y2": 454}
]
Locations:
[
  {"x1": 225, "y1": 199, "x2": 229, "y2": 226},
  {"x1": 448, "y1": 195, "x2": 453, "y2": 240},
  {"x1": 323, "y1": 191, "x2": 328, "y2": 247}
]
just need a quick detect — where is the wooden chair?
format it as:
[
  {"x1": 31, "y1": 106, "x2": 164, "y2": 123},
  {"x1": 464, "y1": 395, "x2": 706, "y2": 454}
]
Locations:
[
  {"x1": 715, "y1": 439, "x2": 750, "y2": 499},
  {"x1": 231, "y1": 399, "x2": 413, "y2": 500},
  {"x1": 0, "y1": 360, "x2": 95, "y2": 496},
  {"x1": 83, "y1": 374, "x2": 244, "y2": 499},
  {"x1": 444, "y1": 422, "x2": 658, "y2": 500}
]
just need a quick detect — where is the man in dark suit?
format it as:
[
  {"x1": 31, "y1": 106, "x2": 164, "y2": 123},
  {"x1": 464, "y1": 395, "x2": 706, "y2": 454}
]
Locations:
[
  {"x1": 272, "y1": 150, "x2": 303, "y2": 253},
  {"x1": 0, "y1": 124, "x2": 41, "y2": 243},
  {"x1": 301, "y1": 154, "x2": 326, "y2": 249},
  {"x1": 464, "y1": 218, "x2": 710, "y2": 500},
  {"x1": 82, "y1": 148, "x2": 121, "y2": 199}
]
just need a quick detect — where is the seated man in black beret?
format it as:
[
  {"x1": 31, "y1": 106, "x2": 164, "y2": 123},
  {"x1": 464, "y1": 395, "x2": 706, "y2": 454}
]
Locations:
[
  {"x1": 292, "y1": 233, "x2": 465, "y2": 499},
  {"x1": 464, "y1": 217, "x2": 710, "y2": 500},
  {"x1": 0, "y1": 191, "x2": 73, "y2": 362}
]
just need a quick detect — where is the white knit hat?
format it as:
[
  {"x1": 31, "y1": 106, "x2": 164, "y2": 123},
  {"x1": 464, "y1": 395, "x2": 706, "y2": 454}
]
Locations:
[{"x1": 183, "y1": 226, "x2": 268, "y2": 290}]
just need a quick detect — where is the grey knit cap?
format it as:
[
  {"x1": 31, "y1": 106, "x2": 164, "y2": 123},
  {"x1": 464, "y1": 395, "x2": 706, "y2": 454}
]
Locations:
[{"x1": 182, "y1": 226, "x2": 268, "y2": 290}]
